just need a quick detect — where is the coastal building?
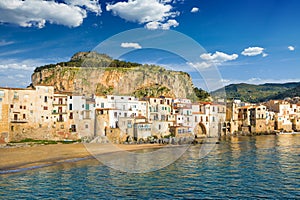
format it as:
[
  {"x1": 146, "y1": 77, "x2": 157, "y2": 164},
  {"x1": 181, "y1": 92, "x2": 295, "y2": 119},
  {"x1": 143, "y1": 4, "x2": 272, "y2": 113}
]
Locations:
[{"x1": 5, "y1": 84, "x2": 295, "y2": 143}]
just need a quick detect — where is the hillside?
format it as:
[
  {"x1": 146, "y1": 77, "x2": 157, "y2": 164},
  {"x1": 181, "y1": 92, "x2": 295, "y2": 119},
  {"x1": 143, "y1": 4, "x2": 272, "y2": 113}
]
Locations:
[
  {"x1": 268, "y1": 84, "x2": 300, "y2": 100},
  {"x1": 31, "y1": 52, "x2": 209, "y2": 101},
  {"x1": 212, "y1": 82, "x2": 300, "y2": 102}
]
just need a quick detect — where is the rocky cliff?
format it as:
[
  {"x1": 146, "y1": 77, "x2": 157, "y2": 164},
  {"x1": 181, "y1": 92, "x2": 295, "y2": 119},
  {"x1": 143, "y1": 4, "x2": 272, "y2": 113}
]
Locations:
[{"x1": 31, "y1": 52, "x2": 198, "y2": 100}]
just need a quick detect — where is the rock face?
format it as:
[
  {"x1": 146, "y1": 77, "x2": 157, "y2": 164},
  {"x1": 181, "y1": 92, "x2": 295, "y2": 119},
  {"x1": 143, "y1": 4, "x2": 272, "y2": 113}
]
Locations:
[{"x1": 31, "y1": 52, "x2": 197, "y2": 100}]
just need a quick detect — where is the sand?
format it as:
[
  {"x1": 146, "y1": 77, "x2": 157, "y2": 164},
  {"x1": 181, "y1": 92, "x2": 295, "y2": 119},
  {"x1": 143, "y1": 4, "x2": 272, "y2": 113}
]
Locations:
[{"x1": 0, "y1": 143, "x2": 165, "y2": 172}]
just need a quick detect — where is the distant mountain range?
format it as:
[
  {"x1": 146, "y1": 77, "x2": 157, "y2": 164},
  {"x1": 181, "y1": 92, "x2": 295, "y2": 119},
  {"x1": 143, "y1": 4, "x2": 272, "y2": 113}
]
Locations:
[{"x1": 212, "y1": 82, "x2": 300, "y2": 103}]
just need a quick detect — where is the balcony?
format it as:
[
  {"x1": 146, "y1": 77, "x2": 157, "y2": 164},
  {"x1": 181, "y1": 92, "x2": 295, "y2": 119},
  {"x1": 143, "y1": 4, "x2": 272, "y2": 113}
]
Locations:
[
  {"x1": 53, "y1": 103, "x2": 67, "y2": 106},
  {"x1": 11, "y1": 119, "x2": 28, "y2": 123},
  {"x1": 52, "y1": 110, "x2": 67, "y2": 115}
]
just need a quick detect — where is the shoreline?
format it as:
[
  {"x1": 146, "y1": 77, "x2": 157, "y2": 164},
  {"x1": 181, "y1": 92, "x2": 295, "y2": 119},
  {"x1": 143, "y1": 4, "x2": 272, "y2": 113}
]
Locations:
[
  {"x1": 0, "y1": 143, "x2": 166, "y2": 174},
  {"x1": 2, "y1": 133, "x2": 295, "y2": 174}
]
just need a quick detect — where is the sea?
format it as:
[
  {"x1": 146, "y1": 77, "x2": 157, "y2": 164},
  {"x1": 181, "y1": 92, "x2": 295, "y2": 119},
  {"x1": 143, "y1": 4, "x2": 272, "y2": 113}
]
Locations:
[{"x1": 0, "y1": 134, "x2": 299, "y2": 199}]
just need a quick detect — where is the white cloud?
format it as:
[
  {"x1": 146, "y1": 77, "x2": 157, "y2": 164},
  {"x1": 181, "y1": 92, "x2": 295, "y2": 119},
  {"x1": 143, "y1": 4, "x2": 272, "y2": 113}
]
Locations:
[
  {"x1": 187, "y1": 51, "x2": 238, "y2": 69},
  {"x1": 64, "y1": 0, "x2": 101, "y2": 15},
  {"x1": 106, "y1": 0, "x2": 180, "y2": 30},
  {"x1": 220, "y1": 79, "x2": 231, "y2": 83},
  {"x1": 121, "y1": 42, "x2": 142, "y2": 49},
  {"x1": 288, "y1": 46, "x2": 295, "y2": 51},
  {"x1": 187, "y1": 61, "x2": 211, "y2": 69},
  {"x1": 0, "y1": 63, "x2": 35, "y2": 71},
  {"x1": 0, "y1": 40, "x2": 14, "y2": 46},
  {"x1": 145, "y1": 19, "x2": 179, "y2": 30},
  {"x1": 0, "y1": 0, "x2": 101, "y2": 28},
  {"x1": 160, "y1": 0, "x2": 173, "y2": 3},
  {"x1": 0, "y1": 58, "x2": 62, "y2": 88},
  {"x1": 191, "y1": 7, "x2": 199, "y2": 13},
  {"x1": 200, "y1": 51, "x2": 238, "y2": 63},
  {"x1": 241, "y1": 47, "x2": 266, "y2": 57}
]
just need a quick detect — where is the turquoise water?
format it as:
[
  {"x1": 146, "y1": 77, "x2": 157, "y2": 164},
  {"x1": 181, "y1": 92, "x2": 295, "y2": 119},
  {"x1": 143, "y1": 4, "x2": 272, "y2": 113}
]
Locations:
[{"x1": 0, "y1": 135, "x2": 299, "y2": 199}]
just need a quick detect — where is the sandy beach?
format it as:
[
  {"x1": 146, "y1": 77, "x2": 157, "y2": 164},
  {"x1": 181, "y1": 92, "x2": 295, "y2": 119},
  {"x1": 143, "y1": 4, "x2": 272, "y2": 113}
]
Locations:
[{"x1": 0, "y1": 143, "x2": 165, "y2": 172}]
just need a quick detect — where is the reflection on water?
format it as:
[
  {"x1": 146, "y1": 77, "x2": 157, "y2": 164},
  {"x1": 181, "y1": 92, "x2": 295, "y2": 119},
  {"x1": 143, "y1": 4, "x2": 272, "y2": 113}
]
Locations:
[{"x1": 0, "y1": 135, "x2": 299, "y2": 199}]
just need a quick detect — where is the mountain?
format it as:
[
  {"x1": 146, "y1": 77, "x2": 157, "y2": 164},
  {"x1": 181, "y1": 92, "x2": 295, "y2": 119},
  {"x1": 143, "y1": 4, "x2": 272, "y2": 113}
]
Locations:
[
  {"x1": 31, "y1": 52, "x2": 209, "y2": 101},
  {"x1": 212, "y1": 82, "x2": 300, "y2": 102},
  {"x1": 268, "y1": 84, "x2": 300, "y2": 100}
]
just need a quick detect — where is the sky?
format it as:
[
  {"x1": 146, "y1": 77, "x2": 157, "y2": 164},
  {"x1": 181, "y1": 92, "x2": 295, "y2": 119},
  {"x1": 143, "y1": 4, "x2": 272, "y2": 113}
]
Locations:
[{"x1": 1, "y1": 0, "x2": 300, "y2": 91}]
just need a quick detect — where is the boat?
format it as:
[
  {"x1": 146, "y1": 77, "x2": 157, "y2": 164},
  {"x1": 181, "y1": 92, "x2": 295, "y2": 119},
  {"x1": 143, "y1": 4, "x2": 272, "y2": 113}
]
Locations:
[{"x1": 276, "y1": 131, "x2": 300, "y2": 135}]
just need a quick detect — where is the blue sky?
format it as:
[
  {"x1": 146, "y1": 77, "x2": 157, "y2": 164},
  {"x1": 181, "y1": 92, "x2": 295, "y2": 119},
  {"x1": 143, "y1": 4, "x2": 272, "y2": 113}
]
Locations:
[{"x1": 1, "y1": 0, "x2": 300, "y2": 91}]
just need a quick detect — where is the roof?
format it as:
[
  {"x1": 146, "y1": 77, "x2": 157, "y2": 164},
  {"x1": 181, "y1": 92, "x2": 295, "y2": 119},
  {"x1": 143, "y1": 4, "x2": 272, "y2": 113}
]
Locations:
[
  {"x1": 95, "y1": 108, "x2": 116, "y2": 111},
  {"x1": 0, "y1": 87, "x2": 33, "y2": 91},
  {"x1": 135, "y1": 115, "x2": 147, "y2": 119}
]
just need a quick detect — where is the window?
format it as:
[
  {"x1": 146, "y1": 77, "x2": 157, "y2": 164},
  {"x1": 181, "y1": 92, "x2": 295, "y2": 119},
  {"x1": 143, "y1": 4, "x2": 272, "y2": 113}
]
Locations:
[
  {"x1": 44, "y1": 96, "x2": 48, "y2": 103},
  {"x1": 11, "y1": 126, "x2": 14, "y2": 131},
  {"x1": 69, "y1": 112, "x2": 73, "y2": 119},
  {"x1": 0, "y1": 98, "x2": 2, "y2": 102},
  {"x1": 44, "y1": 106, "x2": 48, "y2": 110},
  {"x1": 69, "y1": 104, "x2": 72, "y2": 110},
  {"x1": 69, "y1": 96, "x2": 72, "y2": 99},
  {"x1": 23, "y1": 114, "x2": 26, "y2": 119},
  {"x1": 127, "y1": 121, "x2": 132, "y2": 128},
  {"x1": 10, "y1": 104, "x2": 13, "y2": 108},
  {"x1": 85, "y1": 124, "x2": 89, "y2": 129},
  {"x1": 14, "y1": 92, "x2": 19, "y2": 99},
  {"x1": 0, "y1": 90, "x2": 4, "y2": 97},
  {"x1": 23, "y1": 106, "x2": 26, "y2": 109},
  {"x1": 159, "y1": 124, "x2": 161, "y2": 130},
  {"x1": 71, "y1": 125, "x2": 76, "y2": 132},
  {"x1": 101, "y1": 103, "x2": 104, "y2": 108},
  {"x1": 20, "y1": 105, "x2": 22, "y2": 109}
]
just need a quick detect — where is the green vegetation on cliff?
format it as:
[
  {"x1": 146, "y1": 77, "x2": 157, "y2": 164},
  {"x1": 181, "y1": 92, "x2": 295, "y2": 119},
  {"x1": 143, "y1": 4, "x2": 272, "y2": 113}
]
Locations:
[
  {"x1": 193, "y1": 87, "x2": 210, "y2": 101},
  {"x1": 32, "y1": 51, "x2": 210, "y2": 101},
  {"x1": 34, "y1": 51, "x2": 141, "y2": 73}
]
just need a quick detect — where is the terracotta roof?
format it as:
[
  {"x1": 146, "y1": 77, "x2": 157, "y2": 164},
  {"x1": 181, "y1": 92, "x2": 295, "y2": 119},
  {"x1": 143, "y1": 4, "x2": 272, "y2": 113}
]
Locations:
[{"x1": 192, "y1": 112, "x2": 205, "y2": 114}]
